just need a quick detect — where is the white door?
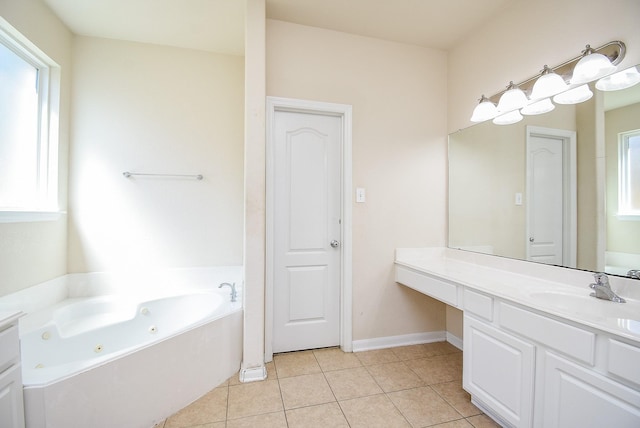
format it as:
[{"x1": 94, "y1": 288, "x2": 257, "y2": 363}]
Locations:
[
  {"x1": 271, "y1": 110, "x2": 342, "y2": 353},
  {"x1": 527, "y1": 133, "x2": 564, "y2": 265}
]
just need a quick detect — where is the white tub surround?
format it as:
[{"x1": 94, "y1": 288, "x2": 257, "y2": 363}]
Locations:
[
  {"x1": 395, "y1": 248, "x2": 640, "y2": 428},
  {"x1": 0, "y1": 267, "x2": 243, "y2": 428}
]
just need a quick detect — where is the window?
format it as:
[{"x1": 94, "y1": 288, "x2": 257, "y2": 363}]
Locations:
[
  {"x1": 0, "y1": 18, "x2": 60, "y2": 220},
  {"x1": 618, "y1": 129, "x2": 640, "y2": 219}
]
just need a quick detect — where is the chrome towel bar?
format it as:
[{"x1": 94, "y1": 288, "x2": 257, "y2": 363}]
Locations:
[{"x1": 122, "y1": 171, "x2": 203, "y2": 180}]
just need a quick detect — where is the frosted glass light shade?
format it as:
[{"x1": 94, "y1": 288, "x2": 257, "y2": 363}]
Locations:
[
  {"x1": 493, "y1": 110, "x2": 523, "y2": 125},
  {"x1": 470, "y1": 96, "x2": 498, "y2": 122},
  {"x1": 497, "y1": 83, "x2": 528, "y2": 112},
  {"x1": 570, "y1": 49, "x2": 616, "y2": 85},
  {"x1": 521, "y1": 98, "x2": 555, "y2": 115},
  {"x1": 596, "y1": 66, "x2": 640, "y2": 91},
  {"x1": 553, "y1": 84, "x2": 593, "y2": 104},
  {"x1": 530, "y1": 70, "x2": 569, "y2": 100}
]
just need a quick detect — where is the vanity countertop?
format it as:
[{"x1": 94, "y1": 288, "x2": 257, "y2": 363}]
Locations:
[
  {"x1": 0, "y1": 311, "x2": 22, "y2": 327},
  {"x1": 395, "y1": 247, "x2": 640, "y2": 344}
]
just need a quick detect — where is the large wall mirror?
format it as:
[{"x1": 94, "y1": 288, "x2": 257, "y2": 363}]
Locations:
[{"x1": 449, "y1": 64, "x2": 640, "y2": 279}]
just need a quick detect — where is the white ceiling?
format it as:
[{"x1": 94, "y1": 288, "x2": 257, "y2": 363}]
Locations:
[
  {"x1": 266, "y1": 0, "x2": 513, "y2": 51},
  {"x1": 42, "y1": 0, "x2": 515, "y2": 55},
  {"x1": 43, "y1": 0, "x2": 247, "y2": 55}
]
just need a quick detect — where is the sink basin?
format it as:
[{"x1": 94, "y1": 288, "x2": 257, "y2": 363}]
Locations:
[{"x1": 528, "y1": 291, "x2": 640, "y2": 321}]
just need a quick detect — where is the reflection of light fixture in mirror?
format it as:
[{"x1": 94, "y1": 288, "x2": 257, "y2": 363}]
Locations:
[
  {"x1": 553, "y1": 84, "x2": 593, "y2": 104},
  {"x1": 470, "y1": 95, "x2": 498, "y2": 122},
  {"x1": 521, "y1": 98, "x2": 555, "y2": 115},
  {"x1": 497, "y1": 81, "x2": 528, "y2": 112},
  {"x1": 570, "y1": 45, "x2": 617, "y2": 85},
  {"x1": 493, "y1": 110, "x2": 523, "y2": 125},
  {"x1": 530, "y1": 65, "x2": 569, "y2": 100},
  {"x1": 596, "y1": 65, "x2": 640, "y2": 91}
]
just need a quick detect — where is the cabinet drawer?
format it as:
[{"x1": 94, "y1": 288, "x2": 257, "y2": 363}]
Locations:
[
  {"x1": 395, "y1": 266, "x2": 458, "y2": 306},
  {"x1": 463, "y1": 289, "x2": 493, "y2": 321},
  {"x1": 608, "y1": 339, "x2": 640, "y2": 387},
  {"x1": 499, "y1": 302, "x2": 596, "y2": 365},
  {"x1": 0, "y1": 325, "x2": 19, "y2": 372}
]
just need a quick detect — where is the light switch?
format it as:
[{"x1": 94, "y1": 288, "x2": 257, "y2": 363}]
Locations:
[
  {"x1": 515, "y1": 192, "x2": 523, "y2": 206},
  {"x1": 356, "y1": 188, "x2": 366, "y2": 203}
]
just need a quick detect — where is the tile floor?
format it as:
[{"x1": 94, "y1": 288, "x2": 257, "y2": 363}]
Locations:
[{"x1": 156, "y1": 343, "x2": 501, "y2": 428}]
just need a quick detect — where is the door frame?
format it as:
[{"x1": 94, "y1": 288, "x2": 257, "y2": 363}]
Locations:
[
  {"x1": 525, "y1": 125, "x2": 577, "y2": 268},
  {"x1": 264, "y1": 96, "x2": 353, "y2": 362}
]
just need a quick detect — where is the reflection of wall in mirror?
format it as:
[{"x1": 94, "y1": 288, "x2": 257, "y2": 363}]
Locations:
[
  {"x1": 575, "y1": 94, "x2": 601, "y2": 272},
  {"x1": 605, "y1": 100, "x2": 640, "y2": 274}
]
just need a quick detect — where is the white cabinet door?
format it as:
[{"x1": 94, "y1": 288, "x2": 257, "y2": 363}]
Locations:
[
  {"x1": 0, "y1": 365, "x2": 25, "y2": 428},
  {"x1": 541, "y1": 351, "x2": 640, "y2": 428},
  {"x1": 464, "y1": 315, "x2": 535, "y2": 428}
]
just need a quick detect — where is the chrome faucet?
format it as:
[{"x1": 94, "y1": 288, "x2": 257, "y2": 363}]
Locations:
[
  {"x1": 218, "y1": 282, "x2": 237, "y2": 302},
  {"x1": 627, "y1": 269, "x2": 640, "y2": 280},
  {"x1": 589, "y1": 273, "x2": 626, "y2": 303}
]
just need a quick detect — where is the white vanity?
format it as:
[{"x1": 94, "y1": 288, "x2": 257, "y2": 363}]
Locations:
[
  {"x1": 0, "y1": 312, "x2": 25, "y2": 428},
  {"x1": 395, "y1": 247, "x2": 640, "y2": 428}
]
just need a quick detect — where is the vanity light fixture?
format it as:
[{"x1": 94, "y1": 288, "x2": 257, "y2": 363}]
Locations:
[
  {"x1": 521, "y1": 98, "x2": 555, "y2": 115},
  {"x1": 570, "y1": 45, "x2": 617, "y2": 85},
  {"x1": 492, "y1": 82, "x2": 528, "y2": 124},
  {"x1": 493, "y1": 109, "x2": 523, "y2": 125},
  {"x1": 529, "y1": 65, "x2": 569, "y2": 100},
  {"x1": 521, "y1": 66, "x2": 566, "y2": 115},
  {"x1": 497, "y1": 82, "x2": 528, "y2": 112},
  {"x1": 470, "y1": 40, "x2": 627, "y2": 125},
  {"x1": 470, "y1": 95, "x2": 498, "y2": 122},
  {"x1": 596, "y1": 65, "x2": 640, "y2": 91},
  {"x1": 553, "y1": 84, "x2": 593, "y2": 104}
]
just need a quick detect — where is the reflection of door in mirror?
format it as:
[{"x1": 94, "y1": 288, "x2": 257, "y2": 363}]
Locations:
[
  {"x1": 605, "y1": 83, "x2": 640, "y2": 276},
  {"x1": 525, "y1": 126, "x2": 576, "y2": 268}
]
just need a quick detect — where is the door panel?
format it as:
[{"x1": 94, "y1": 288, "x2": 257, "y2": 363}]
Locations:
[
  {"x1": 288, "y1": 128, "x2": 328, "y2": 250},
  {"x1": 272, "y1": 110, "x2": 341, "y2": 353},
  {"x1": 287, "y1": 266, "x2": 327, "y2": 321}
]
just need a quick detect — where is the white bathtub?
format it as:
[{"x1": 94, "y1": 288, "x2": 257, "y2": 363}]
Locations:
[{"x1": 0, "y1": 267, "x2": 243, "y2": 428}]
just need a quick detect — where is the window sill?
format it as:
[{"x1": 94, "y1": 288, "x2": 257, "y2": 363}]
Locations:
[
  {"x1": 0, "y1": 210, "x2": 66, "y2": 223},
  {"x1": 616, "y1": 213, "x2": 640, "y2": 221}
]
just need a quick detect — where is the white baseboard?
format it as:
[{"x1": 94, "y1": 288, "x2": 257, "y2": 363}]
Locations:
[
  {"x1": 352, "y1": 331, "x2": 447, "y2": 352},
  {"x1": 446, "y1": 332, "x2": 463, "y2": 350},
  {"x1": 239, "y1": 365, "x2": 267, "y2": 383}
]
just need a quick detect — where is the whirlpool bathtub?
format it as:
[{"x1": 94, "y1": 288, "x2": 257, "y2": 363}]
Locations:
[{"x1": 2, "y1": 267, "x2": 243, "y2": 428}]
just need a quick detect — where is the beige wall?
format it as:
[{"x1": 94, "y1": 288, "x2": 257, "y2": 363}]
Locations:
[
  {"x1": 266, "y1": 19, "x2": 448, "y2": 340},
  {"x1": 0, "y1": 0, "x2": 71, "y2": 296},
  {"x1": 68, "y1": 37, "x2": 244, "y2": 272}
]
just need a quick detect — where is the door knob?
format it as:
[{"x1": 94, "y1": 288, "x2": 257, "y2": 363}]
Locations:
[
  {"x1": 529, "y1": 237, "x2": 535, "y2": 242},
  {"x1": 330, "y1": 240, "x2": 340, "y2": 248}
]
